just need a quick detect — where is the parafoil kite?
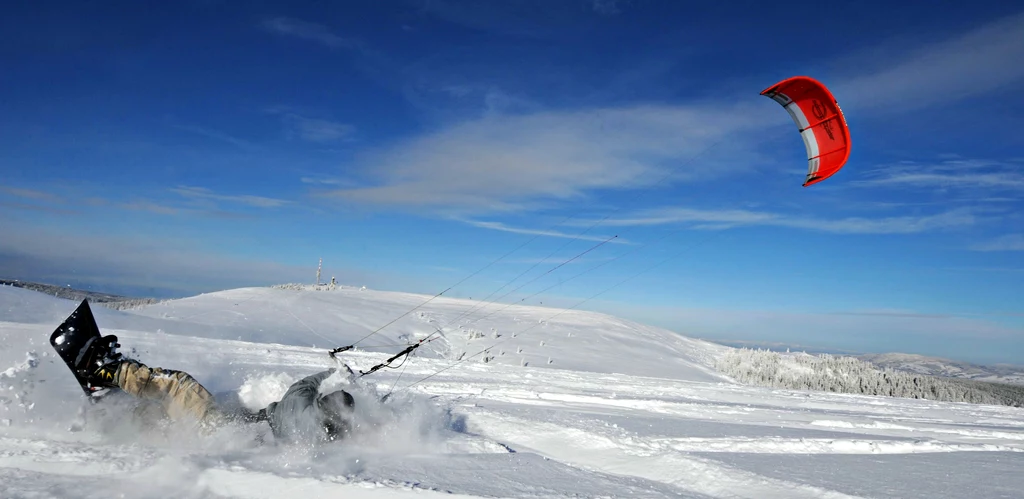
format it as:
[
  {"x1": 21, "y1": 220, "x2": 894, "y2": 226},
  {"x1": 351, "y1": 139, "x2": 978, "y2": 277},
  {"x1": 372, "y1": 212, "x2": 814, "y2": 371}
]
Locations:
[{"x1": 761, "y1": 76, "x2": 851, "y2": 187}]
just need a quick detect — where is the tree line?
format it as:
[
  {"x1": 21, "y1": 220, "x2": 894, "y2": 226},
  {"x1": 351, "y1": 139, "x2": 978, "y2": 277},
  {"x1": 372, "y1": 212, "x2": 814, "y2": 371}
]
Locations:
[{"x1": 716, "y1": 348, "x2": 1024, "y2": 408}]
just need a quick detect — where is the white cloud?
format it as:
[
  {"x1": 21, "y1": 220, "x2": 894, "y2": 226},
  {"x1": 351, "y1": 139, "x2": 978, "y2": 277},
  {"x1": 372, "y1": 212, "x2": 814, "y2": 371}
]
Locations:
[
  {"x1": 261, "y1": 17, "x2": 360, "y2": 50},
  {"x1": 119, "y1": 200, "x2": 180, "y2": 215},
  {"x1": 775, "y1": 210, "x2": 977, "y2": 234},
  {"x1": 851, "y1": 160, "x2": 1024, "y2": 215},
  {"x1": 971, "y1": 234, "x2": 1024, "y2": 252},
  {"x1": 322, "y1": 103, "x2": 766, "y2": 215},
  {"x1": 855, "y1": 159, "x2": 1024, "y2": 191},
  {"x1": 171, "y1": 186, "x2": 289, "y2": 208},
  {"x1": 282, "y1": 114, "x2": 355, "y2": 142},
  {"x1": 871, "y1": 173, "x2": 1024, "y2": 190},
  {"x1": 274, "y1": 12, "x2": 1024, "y2": 223},
  {"x1": 264, "y1": 107, "x2": 356, "y2": 143},
  {"x1": 461, "y1": 219, "x2": 626, "y2": 243},
  {"x1": 0, "y1": 185, "x2": 64, "y2": 203},
  {"x1": 300, "y1": 176, "x2": 352, "y2": 186},
  {"x1": 412, "y1": 1, "x2": 574, "y2": 38},
  {"x1": 591, "y1": 0, "x2": 620, "y2": 16},
  {"x1": 835, "y1": 12, "x2": 1024, "y2": 112},
  {"x1": 596, "y1": 208, "x2": 777, "y2": 227},
  {"x1": 598, "y1": 206, "x2": 977, "y2": 234},
  {"x1": 0, "y1": 201, "x2": 76, "y2": 215},
  {"x1": 172, "y1": 124, "x2": 254, "y2": 149}
]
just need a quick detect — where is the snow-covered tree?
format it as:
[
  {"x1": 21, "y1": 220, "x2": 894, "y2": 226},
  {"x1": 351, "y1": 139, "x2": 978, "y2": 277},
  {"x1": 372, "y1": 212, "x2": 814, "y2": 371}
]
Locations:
[{"x1": 715, "y1": 348, "x2": 1024, "y2": 408}]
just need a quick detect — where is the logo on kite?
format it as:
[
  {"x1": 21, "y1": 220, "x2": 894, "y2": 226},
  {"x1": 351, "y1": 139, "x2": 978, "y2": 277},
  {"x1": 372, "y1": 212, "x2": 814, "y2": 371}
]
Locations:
[
  {"x1": 811, "y1": 100, "x2": 827, "y2": 120},
  {"x1": 761, "y1": 76, "x2": 851, "y2": 187},
  {"x1": 822, "y1": 120, "x2": 836, "y2": 141}
]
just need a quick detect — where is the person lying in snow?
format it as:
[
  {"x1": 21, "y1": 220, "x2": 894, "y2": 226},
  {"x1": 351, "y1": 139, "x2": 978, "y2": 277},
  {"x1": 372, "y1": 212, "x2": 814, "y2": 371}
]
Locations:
[{"x1": 87, "y1": 357, "x2": 356, "y2": 443}]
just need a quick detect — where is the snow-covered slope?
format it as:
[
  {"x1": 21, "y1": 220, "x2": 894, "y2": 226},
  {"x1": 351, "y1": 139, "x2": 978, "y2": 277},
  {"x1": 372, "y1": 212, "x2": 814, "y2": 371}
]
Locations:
[
  {"x1": 125, "y1": 285, "x2": 730, "y2": 382},
  {"x1": 860, "y1": 352, "x2": 1024, "y2": 385},
  {"x1": 2, "y1": 285, "x2": 1024, "y2": 498}
]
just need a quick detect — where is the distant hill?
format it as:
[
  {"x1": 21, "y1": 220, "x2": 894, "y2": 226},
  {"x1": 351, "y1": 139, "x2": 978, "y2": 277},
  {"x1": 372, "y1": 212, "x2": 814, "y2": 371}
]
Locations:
[
  {"x1": 0, "y1": 279, "x2": 160, "y2": 309},
  {"x1": 717, "y1": 348, "x2": 1024, "y2": 407},
  {"x1": 705, "y1": 338, "x2": 865, "y2": 356},
  {"x1": 859, "y1": 352, "x2": 1024, "y2": 386},
  {"x1": 707, "y1": 338, "x2": 1024, "y2": 386}
]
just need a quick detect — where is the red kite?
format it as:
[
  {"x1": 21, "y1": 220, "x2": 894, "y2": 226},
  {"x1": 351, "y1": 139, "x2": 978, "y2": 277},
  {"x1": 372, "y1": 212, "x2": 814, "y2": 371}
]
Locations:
[{"x1": 761, "y1": 76, "x2": 851, "y2": 187}]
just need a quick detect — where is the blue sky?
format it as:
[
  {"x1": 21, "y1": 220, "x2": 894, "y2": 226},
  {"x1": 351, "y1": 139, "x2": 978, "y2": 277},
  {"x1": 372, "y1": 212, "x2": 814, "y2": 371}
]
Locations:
[{"x1": 1, "y1": 1, "x2": 1022, "y2": 363}]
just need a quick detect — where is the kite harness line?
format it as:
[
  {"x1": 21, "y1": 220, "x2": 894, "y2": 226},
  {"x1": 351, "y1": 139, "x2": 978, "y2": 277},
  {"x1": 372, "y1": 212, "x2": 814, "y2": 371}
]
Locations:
[
  {"x1": 327, "y1": 340, "x2": 415, "y2": 377},
  {"x1": 327, "y1": 330, "x2": 446, "y2": 400},
  {"x1": 299, "y1": 76, "x2": 851, "y2": 406},
  {"x1": 322, "y1": 235, "x2": 620, "y2": 395}
]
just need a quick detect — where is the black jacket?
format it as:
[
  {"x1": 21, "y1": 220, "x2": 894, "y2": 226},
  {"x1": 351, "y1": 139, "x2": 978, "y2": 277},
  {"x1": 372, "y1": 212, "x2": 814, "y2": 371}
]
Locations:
[{"x1": 265, "y1": 369, "x2": 346, "y2": 443}]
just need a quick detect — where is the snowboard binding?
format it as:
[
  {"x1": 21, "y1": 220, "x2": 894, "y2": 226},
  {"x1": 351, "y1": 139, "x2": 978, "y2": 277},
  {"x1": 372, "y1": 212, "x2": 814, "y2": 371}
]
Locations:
[{"x1": 50, "y1": 300, "x2": 123, "y2": 398}]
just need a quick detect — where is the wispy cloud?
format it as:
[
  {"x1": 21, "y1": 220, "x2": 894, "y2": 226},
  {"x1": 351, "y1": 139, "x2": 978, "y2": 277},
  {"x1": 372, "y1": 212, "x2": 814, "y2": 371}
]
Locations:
[
  {"x1": 0, "y1": 201, "x2": 77, "y2": 215},
  {"x1": 300, "y1": 176, "x2": 353, "y2": 186},
  {"x1": 0, "y1": 185, "x2": 64, "y2": 204},
  {"x1": 595, "y1": 208, "x2": 777, "y2": 227},
  {"x1": 172, "y1": 124, "x2": 254, "y2": 149},
  {"x1": 591, "y1": 0, "x2": 621, "y2": 16},
  {"x1": 282, "y1": 114, "x2": 355, "y2": 142},
  {"x1": 872, "y1": 173, "x2": 1024, "y2": 190},
  {"x1": 598, "y1": 206, "x2": 977, "y2": 234},
  {"x1": 119, "y1": 200, "x2": 181, "y2": 215},
  {"x1": 320, "y1": 103, "x2": 765, "y2": 215},
  {"x1": 263, "y1": 107, "x2": 356, "y2": 143},
  {"x1": 413, "y1": 0, "x2": 627, "y2": 38},
  {"x1": 971, "y1": 234, "x2": 1024, "y2": 252},
  {"x1": 261, "y1": 17, "x2": 361, "y2": 50},
  {"x1": 853, "y1": 159, "x2": 1024, "y2": 196},
  {"x1": 836, "y1": 11, "x2": 1024, "y2": 112},
  {"x1": 1, "y1": 187, "x2": 181, "y2": 216},
  {"x1": 774, "y1": 210, "x2": 977, "y2": 234},
  {"x1": 0, "y1": 185, "x2": 76, "y2": 214},
  {"x1": 461, "y1": 219, "x2": 626, "y2": 243},
  {"x1": 171, "y1": 186, "x2": 289, "y2": 208}
]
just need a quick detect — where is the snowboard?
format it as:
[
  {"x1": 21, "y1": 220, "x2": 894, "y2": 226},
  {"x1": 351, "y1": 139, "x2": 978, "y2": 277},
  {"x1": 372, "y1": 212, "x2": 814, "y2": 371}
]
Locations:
[{"x1": 49, "y1": 299, "x2": 122, "y2": 399}]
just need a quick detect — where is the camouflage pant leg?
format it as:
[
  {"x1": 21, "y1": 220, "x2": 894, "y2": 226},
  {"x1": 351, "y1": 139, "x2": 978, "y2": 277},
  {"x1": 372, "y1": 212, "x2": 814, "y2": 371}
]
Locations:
[{"x1": 113, "y1": 361, "x2": 219, "y2": 426}]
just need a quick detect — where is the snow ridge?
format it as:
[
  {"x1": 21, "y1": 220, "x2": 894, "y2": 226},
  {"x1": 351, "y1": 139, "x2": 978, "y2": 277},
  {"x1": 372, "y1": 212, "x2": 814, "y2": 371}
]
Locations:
[{"x1": 1, "y1": 285, "x2": 1023, "y2": 498}]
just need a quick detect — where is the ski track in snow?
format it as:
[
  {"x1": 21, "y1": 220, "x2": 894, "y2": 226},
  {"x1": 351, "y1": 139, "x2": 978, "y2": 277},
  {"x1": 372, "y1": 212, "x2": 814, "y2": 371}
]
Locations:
[{"x1": 1, "y1": 285, "x2": 1024, "y2": 498}]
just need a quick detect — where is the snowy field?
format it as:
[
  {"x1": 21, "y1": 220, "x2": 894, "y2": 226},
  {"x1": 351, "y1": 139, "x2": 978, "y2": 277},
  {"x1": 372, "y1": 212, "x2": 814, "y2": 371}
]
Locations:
[
  {"x1": 2, "y1": 284, "x2": 1023, "y2": 498},
  {"x1": 859, "y1": 353, "x2": 1024, "y2": 386}
]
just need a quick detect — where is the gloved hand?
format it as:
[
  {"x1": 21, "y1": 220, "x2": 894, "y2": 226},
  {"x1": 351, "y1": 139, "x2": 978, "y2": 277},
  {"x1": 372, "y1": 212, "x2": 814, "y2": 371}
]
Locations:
[
  {"x1": 88, "y1": 360, "x2": 123, "y2": 389},
  {"x1": 81, "y1": 334, "x2": 125, "y2": 390}
]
